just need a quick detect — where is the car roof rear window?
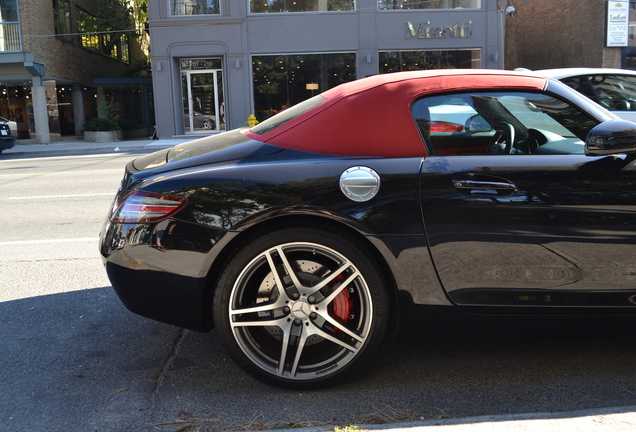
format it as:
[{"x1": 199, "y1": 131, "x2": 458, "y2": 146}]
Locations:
[{"x1": 250, "y1": 95, "x2": 326, "y2": 135}]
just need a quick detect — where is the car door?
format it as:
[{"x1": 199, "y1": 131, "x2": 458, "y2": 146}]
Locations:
[{"x1": 415, "y1": 90, "x2": 636, "y2": 309}]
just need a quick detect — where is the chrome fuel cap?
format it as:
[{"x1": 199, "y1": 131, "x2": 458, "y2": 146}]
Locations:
[{"x1": 339, "y1": 166, "x2": 380, "y2": 202}]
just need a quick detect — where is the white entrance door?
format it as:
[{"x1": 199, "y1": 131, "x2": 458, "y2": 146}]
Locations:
[{"x1": 183, "y1": 69, "x2": 224, "y2": 133}]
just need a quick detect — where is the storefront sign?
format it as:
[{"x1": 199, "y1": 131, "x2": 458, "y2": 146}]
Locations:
[
  {"x1": 606, "y1": 1, "x2": 629, "y2": 47},
  {"x1": 406, "y1": 21, "x2": 473, "y2": 40}
]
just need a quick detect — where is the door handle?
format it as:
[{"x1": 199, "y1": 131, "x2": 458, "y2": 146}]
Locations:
[{"x1": 452, "y1": 179, "x2": 517, "y2": 195}]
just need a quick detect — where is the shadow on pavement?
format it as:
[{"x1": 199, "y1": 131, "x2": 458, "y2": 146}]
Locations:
[{"x1": 2, "y1": 288, "x2": 636, "y2": 432}]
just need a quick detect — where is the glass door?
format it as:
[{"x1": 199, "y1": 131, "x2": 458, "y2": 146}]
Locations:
[{"x1": 181, "y1": 59, "x2": 225, "y2": 134}]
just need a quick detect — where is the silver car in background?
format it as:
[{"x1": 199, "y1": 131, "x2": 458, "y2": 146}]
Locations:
[{"x1": 531, "y1": 68, "x2": 636, "y2": 122}]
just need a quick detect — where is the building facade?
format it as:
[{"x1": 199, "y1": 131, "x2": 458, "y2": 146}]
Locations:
[
  {"x1": 505, "y1": 0, "x2": 636, "y2": 71},
  {"x1": 148, "y1": 0, "x2": 506, "y2": 138},
  {"x1": 0, "y1": 0, "x2": 150, "y2": 143}
]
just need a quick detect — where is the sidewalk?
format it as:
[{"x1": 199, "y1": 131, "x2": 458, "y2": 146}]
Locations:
[{"x1": 291, "y1": 406, "x2": 636, "y2": 432}]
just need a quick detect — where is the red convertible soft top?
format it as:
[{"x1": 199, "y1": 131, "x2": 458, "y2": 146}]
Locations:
[{"x1": 243, "y1": 69, "x2": 548, "y2": 158}]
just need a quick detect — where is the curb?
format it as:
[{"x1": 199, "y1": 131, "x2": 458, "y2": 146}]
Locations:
[{"x1": 254, "y1": 406, "x2": 636, "y2": 432}]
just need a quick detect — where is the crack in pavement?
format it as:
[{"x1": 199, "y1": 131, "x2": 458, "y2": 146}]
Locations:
[{"x1": 147, "y1": 328, "x2": 188, "y2": 420}]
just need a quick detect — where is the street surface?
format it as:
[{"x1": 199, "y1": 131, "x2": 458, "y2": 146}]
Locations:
[{"x1": 1, "y1": 150, "x2": 636, "y2": 432}]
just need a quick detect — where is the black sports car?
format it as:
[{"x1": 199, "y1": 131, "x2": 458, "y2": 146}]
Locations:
[{"x1": 100, "y1": 70, "x2": 636, "y2": 388}]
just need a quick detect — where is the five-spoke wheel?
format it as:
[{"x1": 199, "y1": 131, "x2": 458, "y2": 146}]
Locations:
[{"x1": 213, "y1": 226, "x2": 389, "y2": 388}]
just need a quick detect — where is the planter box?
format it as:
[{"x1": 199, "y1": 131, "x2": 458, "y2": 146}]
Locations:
[{"x1": 84, "y1": 130, "x2": 123, "y2": 142}]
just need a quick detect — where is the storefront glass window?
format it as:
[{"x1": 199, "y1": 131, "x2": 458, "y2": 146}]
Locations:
[
  {"x1": 252, "y1": 53, "x2": 356, "y2": 122},
  {"x1": 0, "y1": 82, "x2": 31, "y2": 138},
  {"x1": 379, "y1": 49, "x2": 481, "y2": 73},
  {"x1": 171, "y1": 0, "x2": 219, "y2": 15},
  {"x1": 378, "y1": 0, "x2": 480, "y2": 10},
  {"x1": 0, "y1": 0, "x2": 20, "y2": 51},
  {"x1": 250, "y1": 0, "x2": 354, "y2": 13}
]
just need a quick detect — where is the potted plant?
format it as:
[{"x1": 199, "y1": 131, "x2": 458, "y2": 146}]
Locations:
[{"x1": 83, "y1": 99, "x2": 123, "y2": 142}]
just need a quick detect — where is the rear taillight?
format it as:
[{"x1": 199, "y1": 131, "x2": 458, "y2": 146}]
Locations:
[
  {"x1": 430, "y1": 121, "x2": 464, "y2": 133},
  {"x1": 110, "y1": 191, "x2": 187, "y2": 223}
]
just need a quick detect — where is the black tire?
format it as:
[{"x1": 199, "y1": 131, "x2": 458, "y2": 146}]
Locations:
[{"x1": 212, "y1": 225, "x2": 389, "y2": 388}]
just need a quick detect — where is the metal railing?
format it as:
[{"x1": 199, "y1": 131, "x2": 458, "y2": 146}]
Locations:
[{"x1": 0, "y1": 23, "x2": 21, "y2": 52}]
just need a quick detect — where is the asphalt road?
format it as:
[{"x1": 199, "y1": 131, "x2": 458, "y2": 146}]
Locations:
[{"x1": 1, "y1": 149, "x2": 636, "y2": 432}]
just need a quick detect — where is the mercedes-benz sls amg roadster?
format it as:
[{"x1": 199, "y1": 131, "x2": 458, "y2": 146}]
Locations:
[{"x1": 101, "y1": 70, "x2": 636, "y2": 388}]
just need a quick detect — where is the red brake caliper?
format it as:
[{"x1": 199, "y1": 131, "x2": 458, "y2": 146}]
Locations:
[{"x1": 331, "y1": 274, "x2": 354, "y2": 329}]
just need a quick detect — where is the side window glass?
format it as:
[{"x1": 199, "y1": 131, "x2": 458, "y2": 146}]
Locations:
[
  {"x1": 412, "y1": 92, "x2": 598, "y2": 156},
  {"x1": 589, "y1": 75, "x2": 636, "y2": 111},
  {"x1": 561, "y1": 77, "x2": 597, "y2": 101}
]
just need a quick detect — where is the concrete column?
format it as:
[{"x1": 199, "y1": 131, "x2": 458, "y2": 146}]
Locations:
[
  {"x1": 72, "y1": 83, "x2": 85, "y2": 135},
  {"x1": 31, "y1": 77, "x2": 50, "y2": 144}
]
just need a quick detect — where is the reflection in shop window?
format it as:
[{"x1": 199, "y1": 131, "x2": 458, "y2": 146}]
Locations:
[
  {"x1": 379, "y1": 49, "x2": 481, "y2": 73},
  {"x1": 171, "y1": 0, "x2": 219, "y2": 15},
  {"x1": 378, "y1": 0, "x2": 480, "y2": 10},
  {"x1": 250, "y1": 0, "x2": 354, "y2": 13},
  {"x1": 252, "y1": 53, "x2": 356, "y2": 122}
]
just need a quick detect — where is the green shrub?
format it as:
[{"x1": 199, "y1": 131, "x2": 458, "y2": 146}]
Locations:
[
  {"x1": 83, "y1": 117, "x2": 115, "y2": 131},
  {"x1": 84, "y1": 98, "x2": 123, "y2": 131}
]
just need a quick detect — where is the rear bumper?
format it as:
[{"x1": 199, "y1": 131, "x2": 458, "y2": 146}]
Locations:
[
  {"x1": 99, "y1": 217, "x2": 225, "y2": 332},
  {"x1": 106, "y1": 261, "x2": 213, "y2": 331},
  {"x1": 0, "y1": 137, "x2": 15, "y2": 150}
]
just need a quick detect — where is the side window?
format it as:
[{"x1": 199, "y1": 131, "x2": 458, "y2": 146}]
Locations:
[
  {"x1": 561, "y1": 76, "x2": 597, "y2": 101},
  {"x1": 412, "y1": 91, "x2": 598, "y2": 156},
  {"x1": 588, "y1": 75, "x2": 636, "y2": 111}
]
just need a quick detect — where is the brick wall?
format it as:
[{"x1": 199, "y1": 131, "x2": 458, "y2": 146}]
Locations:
[
  {"x1": 20, "y1": 0, "x2": 149, "y2": 84},
  {"x1": 505, "y1": 0, "x2": 622, "y2": 70}
]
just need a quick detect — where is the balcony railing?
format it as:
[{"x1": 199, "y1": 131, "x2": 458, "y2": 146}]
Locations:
[{"x1": 0, "y1": 23, "x2": 21, "y2": 51}]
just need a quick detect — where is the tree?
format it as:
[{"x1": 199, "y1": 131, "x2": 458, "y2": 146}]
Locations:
[{"x1": 95, "y1": 0, "x2": 148, "y2": 61}]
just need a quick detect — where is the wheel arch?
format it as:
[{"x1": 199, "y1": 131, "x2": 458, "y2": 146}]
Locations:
[{"x1": 202, "y1": 212, "x2": 402, "y2": 335}]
